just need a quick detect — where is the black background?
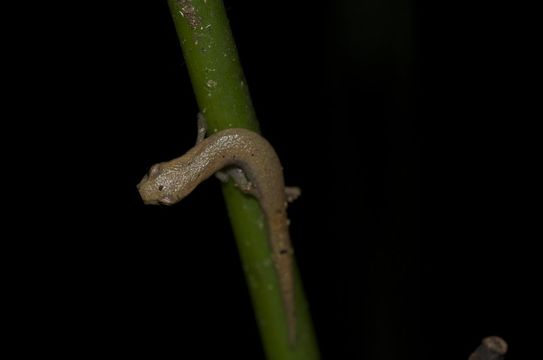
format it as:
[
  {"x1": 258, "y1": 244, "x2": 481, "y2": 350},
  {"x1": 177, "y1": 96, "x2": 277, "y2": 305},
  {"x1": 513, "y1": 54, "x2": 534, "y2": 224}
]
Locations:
[{"x1": 9, "y1": 0, "x2": 537, "y2": 359}]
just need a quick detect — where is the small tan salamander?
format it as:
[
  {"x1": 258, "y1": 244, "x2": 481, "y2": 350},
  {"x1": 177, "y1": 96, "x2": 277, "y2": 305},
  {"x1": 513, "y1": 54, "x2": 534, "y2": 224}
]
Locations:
[{"x1": 137, "y1": 115, "x2": 299, "y2": 344}]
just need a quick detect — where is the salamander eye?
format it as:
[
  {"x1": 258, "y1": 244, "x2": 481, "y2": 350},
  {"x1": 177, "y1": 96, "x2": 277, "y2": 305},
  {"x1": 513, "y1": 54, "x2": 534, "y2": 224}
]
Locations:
[{"x1": 158, "y1": 185, "x2": 164, "y2": 191}]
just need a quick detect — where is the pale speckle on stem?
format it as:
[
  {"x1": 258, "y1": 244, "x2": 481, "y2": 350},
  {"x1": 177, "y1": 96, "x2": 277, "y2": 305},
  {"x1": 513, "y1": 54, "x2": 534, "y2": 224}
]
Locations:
[{"x1": 206, "y1": 79, "x2": 217, "y2": 88}]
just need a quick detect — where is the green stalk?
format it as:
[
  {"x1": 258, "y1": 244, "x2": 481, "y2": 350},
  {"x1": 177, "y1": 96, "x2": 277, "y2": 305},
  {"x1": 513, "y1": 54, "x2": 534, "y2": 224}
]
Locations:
[{"x1": 166, "y1": 1, "x2": 320, "y2": 359}]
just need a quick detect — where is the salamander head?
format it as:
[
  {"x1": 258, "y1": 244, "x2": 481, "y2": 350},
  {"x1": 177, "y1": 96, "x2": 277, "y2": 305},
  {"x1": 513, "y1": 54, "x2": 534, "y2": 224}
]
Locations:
[{"x1": 137, "y1": 162, "x2": 197, "y2": 205}]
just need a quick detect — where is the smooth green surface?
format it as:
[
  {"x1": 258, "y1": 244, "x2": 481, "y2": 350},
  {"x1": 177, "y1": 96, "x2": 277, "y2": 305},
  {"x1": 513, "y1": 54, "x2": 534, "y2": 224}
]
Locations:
[
  {"x1": 168, "y1": 0, "x2": 259, "y2": 133},
  {"x1": 167, "y1": 1, "x2": 319, "y2": 359}
]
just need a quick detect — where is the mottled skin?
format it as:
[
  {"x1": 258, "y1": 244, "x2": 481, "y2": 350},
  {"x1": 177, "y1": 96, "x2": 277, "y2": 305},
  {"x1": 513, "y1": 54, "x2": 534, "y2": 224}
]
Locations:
[{"x1": 137, "y1": 121, "x2": 297, "y2": 344}]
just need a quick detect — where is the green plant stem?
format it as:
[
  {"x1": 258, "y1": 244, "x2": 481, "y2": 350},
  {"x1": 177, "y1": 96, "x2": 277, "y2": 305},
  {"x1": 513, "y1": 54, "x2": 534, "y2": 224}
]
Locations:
[{"x1": 166, "y1": 1, "x2": 319, "y2": 359}]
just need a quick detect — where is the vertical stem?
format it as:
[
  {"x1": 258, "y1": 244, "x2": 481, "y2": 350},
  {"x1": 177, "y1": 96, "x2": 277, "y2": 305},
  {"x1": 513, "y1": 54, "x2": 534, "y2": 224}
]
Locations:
[{"x1": 166, "y1": 1, "x2": 320, "y2": 359}]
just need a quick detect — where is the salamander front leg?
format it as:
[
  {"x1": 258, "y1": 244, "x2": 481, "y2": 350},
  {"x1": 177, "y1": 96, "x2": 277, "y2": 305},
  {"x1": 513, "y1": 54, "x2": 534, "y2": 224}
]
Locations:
[{"x1": 196, "y1": 113, "x2": 207, "y2": 144}]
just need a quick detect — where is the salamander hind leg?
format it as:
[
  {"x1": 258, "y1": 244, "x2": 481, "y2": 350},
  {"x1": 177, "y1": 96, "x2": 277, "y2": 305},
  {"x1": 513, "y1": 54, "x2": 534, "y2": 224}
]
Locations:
[{"x1": 285, "y1": 186, "x2": 301, "y2": 203}]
